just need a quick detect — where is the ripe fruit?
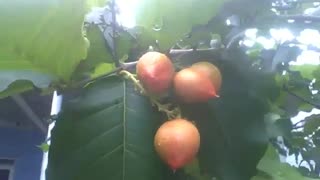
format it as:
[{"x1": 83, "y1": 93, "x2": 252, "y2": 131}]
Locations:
[
  {"x1": 154, "y1": 119, "x2": 200, "y2": 170},
  {"x1": 173, "y1": 68, "x2": 218, "y2": 103},
  {"x1": 191, "y1": 61, "x2": 222, "y2": 93},
  {"x1": 136, "y1": 51, "x2": 175, "y2": 95}
]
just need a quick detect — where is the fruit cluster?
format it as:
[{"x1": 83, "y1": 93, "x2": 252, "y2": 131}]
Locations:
[{"x1": 135, "y1": 51, "x2": 222, "y2": 171}]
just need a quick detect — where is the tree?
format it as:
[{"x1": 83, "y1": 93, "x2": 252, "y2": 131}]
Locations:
[{"x1": 1, "y1": 0, "x2": 320, "y2": 179}]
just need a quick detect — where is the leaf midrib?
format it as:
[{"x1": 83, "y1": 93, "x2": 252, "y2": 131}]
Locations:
[{"x1": 122, "y1": 80, "x2": 127, "y2": 180}]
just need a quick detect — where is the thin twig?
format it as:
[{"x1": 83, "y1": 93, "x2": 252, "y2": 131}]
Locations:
[
  {"x1": 226, "y1": 30, "x2": 246, "y2": 49},
  {"x1": 278, "y1": 15, "x2": 320, "y2": 22},
  {"x1": 293, "y1": 119, "x2": 307, "y2": 128},
  {"x1": 70, "y1": 66, "x2": 123, "y2": 89},
  {"x1": 293, "y1": 124, "x2": 305, "y2": 130},
  {"x1": 62, "y1": 62, "x2": 137, "y2": 93},
  {"x1": 121, "y1": 61, "x2": 138, "y2": 69},
  {"x1": 65, "y1": 47, "x2": 219, "y2": 92},
  {"x1": 169, "y1": 47, "x2": 219, "y2": 55},
  {"x1": 119, "y1": 70, "x2": 181, "y2": 119}
]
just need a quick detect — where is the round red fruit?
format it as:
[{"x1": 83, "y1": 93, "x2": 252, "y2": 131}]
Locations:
[
  {"x1": 173, "y1": 68, "x2": 218, "y2": 103},
  {"x1": 136, "y1": 51, "x2": 175, "y2": 95},
  {"x1": 154, "y1": 119, "x2": 200, "y2": 170},
  {"x1": 191, "y1": 61, "x2": 222, "y2": 93}
]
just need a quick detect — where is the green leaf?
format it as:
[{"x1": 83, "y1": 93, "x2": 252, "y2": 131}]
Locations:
[
  {"x1": 290, "y1": 65, "x2": 318, "y2": 80},
  {"x1": 38, "y1": 142, "x2": 50, "y2": 153},
  {"x1": 264, "y1": 114, "x2": 292, "y2": 140},
  {"x1": 313, "y1": 67, "x2": 320, "y2": 90},
  {"x1": 0, "y1": 0, "x2": 106, "y2": 97},
  {"x1": 90, "y1": 63, "x2": 116, "y2": 78},
  {"x1": 72, "y1": 24, "x2": 132, "y2": 81},
  {"x1": 0, "y1": 80, "x2": 34, "y2": 99},
  {"x1": 133, "y1": 0, "x2": 228, "y2": 50},
  {"x1": 304, "y1": 114, "x2": 320, "y2": 135},
  {"x1": 277, "y1": 71, "x2": 314, "y2": 116},
  {"x1": 46, "y1": 75, "x2": 170, "y2": 180},
  {"x1": 313, "y1": 130, "x2": 320, "y2": 147},
  {"x1": 184, "y1": 159, "x2": 212, "y2": 180},
  {"x1": 0, "y1": 60, "x2": 57, "y2": 97},
  {"x1": 0, "y1": 69, "x2": 55, "y2": 92},
  {"x1": 252, "y1": 144, "x2": 319, "y2": 180},
  {"x1": 85, "y1": 25, "x2": 114, "y2": 65}
]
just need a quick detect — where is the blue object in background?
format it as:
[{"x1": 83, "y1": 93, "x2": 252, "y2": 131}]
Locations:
[{"x1": 0, "y1": 127, "x2": 45, "y2": 180}]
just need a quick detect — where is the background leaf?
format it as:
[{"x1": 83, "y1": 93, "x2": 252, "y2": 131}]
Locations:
[
  {"x1": 132, "y1": 0, "x2": 229, "y2": 50},
  {"x1": 252, "y1": 145, "x2": 319, "y2": 180},
  {"x1": 304, "y1": 114, "x2": 320, "y2": 135}
]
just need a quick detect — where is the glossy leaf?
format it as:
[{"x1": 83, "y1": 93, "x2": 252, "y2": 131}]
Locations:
[{"x1": 46, "y1": 75, "x2": 170, "y2": 180}]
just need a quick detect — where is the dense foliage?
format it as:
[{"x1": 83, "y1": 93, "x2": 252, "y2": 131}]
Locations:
[{"x1": 1, "y1": 0, "x2": 320, "y2": 179}]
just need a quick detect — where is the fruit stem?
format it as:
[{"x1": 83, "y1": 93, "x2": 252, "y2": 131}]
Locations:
[
  {"x1": 119, "y1": 70, "x2": 146, "y2": 95},
  {"x1": 119, "y1": 70, "x2": 182, "y2": 119},
  {"x1": 110, "y1": 0, "x2": 120, "y2": 67}
]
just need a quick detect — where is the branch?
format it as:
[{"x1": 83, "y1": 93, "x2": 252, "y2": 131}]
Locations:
[
  {"x1": 61, "y1": 62, "x2": 137, "y2": 93},
  {"x1": 63, "y1": 47, "x2": 219, "y2": 92},
  {"x1": 168, "y1": 47, "x2": 221, "y2": 62},
  {"x1": 283, "y1": 85, "x2": 320, "y2": 109},
  {"x1": 279, "y1": 15, "x2": 320, "y2": 22},
  {"x1": 226, "y1": 30, "x2": 246, "y2": 49},
  {"x1": 292, "y1": 124, "x2": 305, "y2": 129},
  {"x1": 110, "y1": 0, "x2": 119, "y2": 67},
  {"x1": 169, "y1": 47, "x2": 219, "y2": 55}
]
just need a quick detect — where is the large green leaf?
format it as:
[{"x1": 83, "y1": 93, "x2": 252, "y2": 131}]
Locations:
[
  {"x1": 132, "y1": 0, "x2": 228, "y2": 50},
  {"x1": 46, "y1": 75, "x2": 171, "y2": 180},
  {"x1": 252, "y1": 144, "x2": 319, "y2": 180},
  {"x1": 0, "y1": 0, "x2": 106, "y2": 97}
]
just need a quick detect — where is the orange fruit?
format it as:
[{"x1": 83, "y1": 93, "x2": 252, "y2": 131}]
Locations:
[
  {"x1": 173, "y1": 68, "x2": 218, "y2": 103},
  {"x1": 154, "y1": 119, "x2": 200, "y2": 170},
  {"x1": 191, "y1": 61, "x2": 222, "y2": 93},
  {"x1": 136, "y1": 51, "x2": 175, "y2": 95}
]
